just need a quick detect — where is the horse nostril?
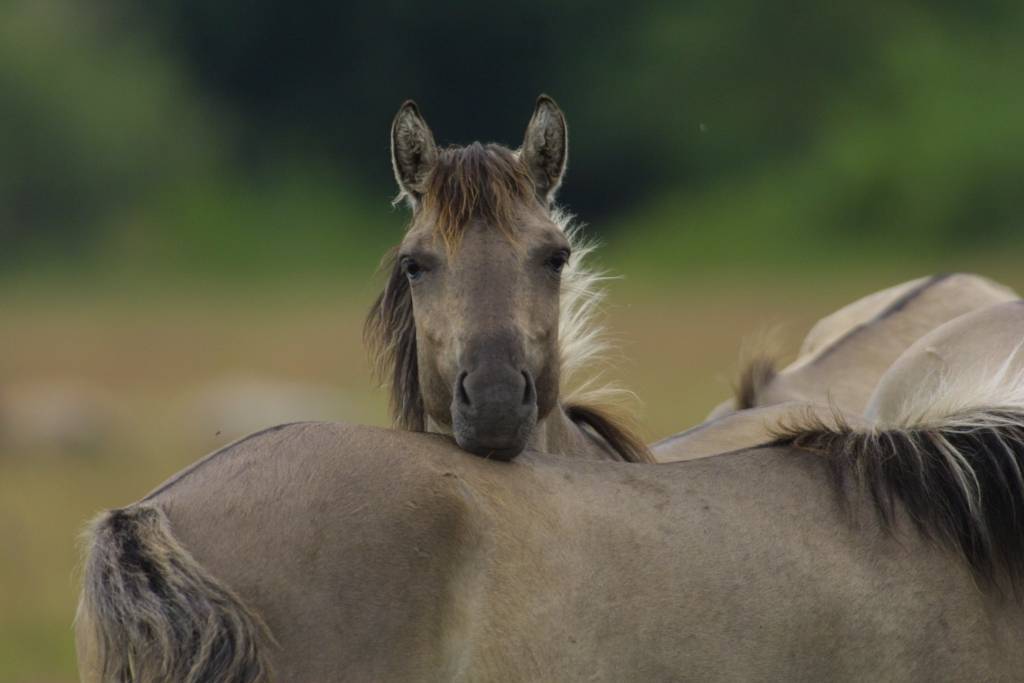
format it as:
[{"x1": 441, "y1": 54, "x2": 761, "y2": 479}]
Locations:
[
  {"x1": 457, "y1": 371, "x2": 471, "y2": 406},
  {"x1": 521, "y1": 371, "x2": 535, "y2": 405}
]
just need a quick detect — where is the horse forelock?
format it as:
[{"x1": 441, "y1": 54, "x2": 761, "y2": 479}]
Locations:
[{"x1": 418, "y1": 143, "x2": 537, "y2": 251}]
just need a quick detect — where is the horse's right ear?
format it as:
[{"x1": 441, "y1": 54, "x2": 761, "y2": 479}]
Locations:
[{"x1": 390, "y1": 100, "x2": 437, "y2": 206}]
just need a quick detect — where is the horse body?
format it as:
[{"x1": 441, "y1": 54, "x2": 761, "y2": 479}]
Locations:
[
  {"x1": 674, "y1": 274, "x2": 1018, "y2": 463},
  {"x1": 78, "y1": 417, "x2": 1024, "y2": 681},
  {"x1": 78, "y1": 303, "x2": 1024, "y2": 681},
  {"x1": 707, "y1": 272, "x2": 1018, "y2": 420}
]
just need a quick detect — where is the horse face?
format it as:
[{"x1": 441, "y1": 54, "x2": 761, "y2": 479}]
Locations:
[
  {"x1": 399, "y1": 211, "x2": 569, "y2": 459},
  {"x1": 378, "y1": 96, "x2": 569, "y2": 460}
]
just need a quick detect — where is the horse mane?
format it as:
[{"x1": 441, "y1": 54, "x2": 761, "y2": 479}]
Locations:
[
  {"x1": 365, "y1": 251, "x2": 423, "y2": 431},
  {"x1": 773, "y1": 352, "x2": 1024, "y2": 592},
  {"x1": 565, "y1": 403, "x2": 652, "y2": 463},
  {"x1": 402, "y1": 142, "x2": 535, "y2": 250},
  {"x1": 366, "y1": 143, "x2": 650, "y2": 462},
  {"x1": 555, "y1": 216, "x2": 652, "y2": 463}
]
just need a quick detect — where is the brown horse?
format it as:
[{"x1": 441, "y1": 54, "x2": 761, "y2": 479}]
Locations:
[
  {"x1": 76, "y1": 302, "x2": 1024, "y2": 681},
  {"x1": 707, "y1": 272, "x2": 1018, "y2": 419},
  {"x1": 658, "y1": 273, "x2": 1018, "y2": 462},
  {"x1": 365, "y1": 96, "x2": 649, "y2": 463}
]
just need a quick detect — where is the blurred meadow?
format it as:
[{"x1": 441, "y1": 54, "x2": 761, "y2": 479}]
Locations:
[{"x1": 2, "y1": 0, "x2": 1023, "y2": 680}]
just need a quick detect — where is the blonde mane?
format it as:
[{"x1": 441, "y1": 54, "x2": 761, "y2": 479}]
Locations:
[{"x1": 552, "y1": 211, "x2": 629, "y2": 405}]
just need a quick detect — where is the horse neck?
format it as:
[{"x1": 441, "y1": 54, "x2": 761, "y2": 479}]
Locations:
[{"x1": 530, "y1": 405, "x2": 620, "y2": 461}]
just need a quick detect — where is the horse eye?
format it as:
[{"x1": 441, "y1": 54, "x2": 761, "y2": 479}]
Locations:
[
  {"x1": 401, "y1": 257, "x2": 424, "y2": 282},
  {"x1": 546, "y1": 249, "x2": 570, "y2": 275}
]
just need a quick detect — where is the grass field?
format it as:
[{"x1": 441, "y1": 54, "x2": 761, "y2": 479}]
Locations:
[{"x1": 2, "y1": 266, "x2": 1021, "y2": 682}]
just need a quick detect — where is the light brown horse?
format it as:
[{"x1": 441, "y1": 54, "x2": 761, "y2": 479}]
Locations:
[
  {"x1": 659, "y1": 273, "x2": 1018, "y2": 462},
  {"x1": 77, "y1": 302, "x2": 1024, "y2": 681},
  {"x1": 708, "y1": 272, "x2": 1018, "y2": 419},
  {"x1": 366, "y1": 96, "x2": 649, "y2": 463}
]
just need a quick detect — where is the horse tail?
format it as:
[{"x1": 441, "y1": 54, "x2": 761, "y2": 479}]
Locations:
[
  {"x1": 76, "y1": 504, "x2": 273, "y2": 683},
  {"x1": 775, "y1": 357, "x2": 1024, "y2": 591}
]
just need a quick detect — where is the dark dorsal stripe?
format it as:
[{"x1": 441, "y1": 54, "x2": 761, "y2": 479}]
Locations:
[
  {"x1": 728, "y1": 274, "x2": 953, "y2": 412},
  {"x1": 807, "y1": 273, "x2": 952, "y2": 366}
]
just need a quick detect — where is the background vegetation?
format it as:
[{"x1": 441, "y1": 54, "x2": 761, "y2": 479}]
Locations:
[{"x1": 1, "y1": 0, "x2": 1022, "y2": 679}]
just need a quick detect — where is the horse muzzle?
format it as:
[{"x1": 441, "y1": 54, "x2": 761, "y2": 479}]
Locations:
[{"x1": 451, "y1": 366, "x2": 538, "y2": 460}]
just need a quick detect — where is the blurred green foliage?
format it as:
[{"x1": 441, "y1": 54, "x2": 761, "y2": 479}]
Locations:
[{"x1": 1, "y1": 0, "x2": 1022, "y2": 282}]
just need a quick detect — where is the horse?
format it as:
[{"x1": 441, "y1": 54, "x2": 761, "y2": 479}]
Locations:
[
  {"x1": 657, "y1": 273, "x2": 1018, "y2": 462},
  {"x1": 706, "y1": 272, "x2": 1018, "y2": 419},
  {"x1": 370, "y1": 96, "x2": 1014, "y2": 467},
  {"x1": 77, "y1": 301, "x2": 1024, "y2": 681},
  {"x1": 365, "y1": 96, "x2": 650, "y2": 463}
]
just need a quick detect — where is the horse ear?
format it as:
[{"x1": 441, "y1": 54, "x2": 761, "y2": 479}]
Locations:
[
  {"x1": 521, "y1": 95, "x2": 568, "y2": 204},
  {"x1": 391, "y1": 100, "x2": 438, "y2": 204}
]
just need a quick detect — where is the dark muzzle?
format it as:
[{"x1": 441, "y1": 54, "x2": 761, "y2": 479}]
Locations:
[{"x1": 451, "y1": 365, "x2": 537, "y2": 460}]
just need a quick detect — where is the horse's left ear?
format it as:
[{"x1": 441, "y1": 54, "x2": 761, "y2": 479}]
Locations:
[{"x1": 521, "y1": 95, "x2": 568, "y2": 204}]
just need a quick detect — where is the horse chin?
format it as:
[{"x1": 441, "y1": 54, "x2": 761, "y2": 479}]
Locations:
[
  {"x1": 452, "y1": 410, "x2": 537, "y2": 461},
  {"x1": 458, "y1": 441, "x2": 524, "y2": 461}
]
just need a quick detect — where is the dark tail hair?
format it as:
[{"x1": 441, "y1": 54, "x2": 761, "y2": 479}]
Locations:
[
  {"x1": 77, "y1": 505, "x2": 273, "y2": 682},
  {"x1": 735, "y1": 355, "x2": 778, "y2": 410},
  {"x1": 776, "y1": 409, "x2": 1024, "y2": 592}
]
